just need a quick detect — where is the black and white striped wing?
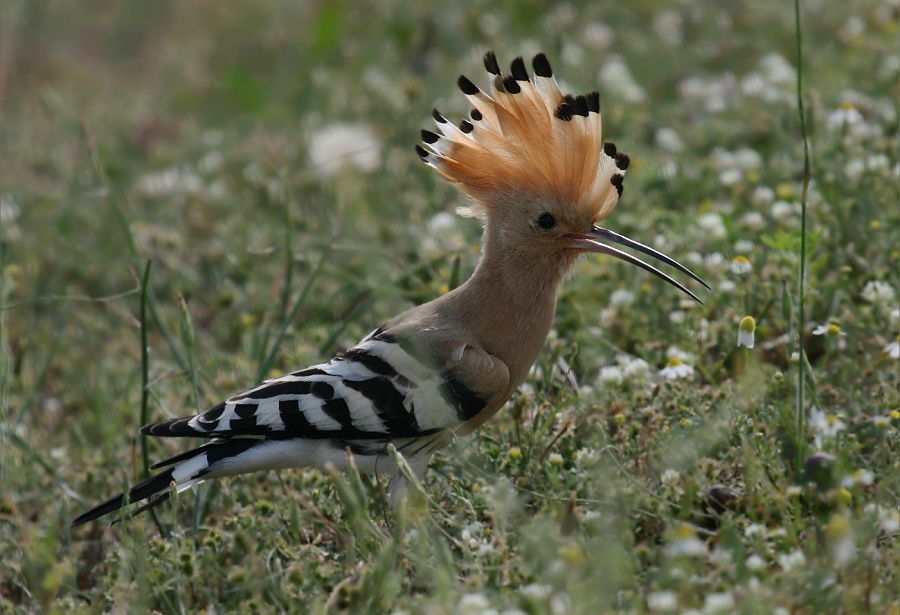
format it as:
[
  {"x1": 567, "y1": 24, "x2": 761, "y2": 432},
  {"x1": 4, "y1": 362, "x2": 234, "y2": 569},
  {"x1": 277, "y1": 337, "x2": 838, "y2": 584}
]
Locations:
[{"x1": 143, "y1": 329, "x2": 487, "y2": 441}]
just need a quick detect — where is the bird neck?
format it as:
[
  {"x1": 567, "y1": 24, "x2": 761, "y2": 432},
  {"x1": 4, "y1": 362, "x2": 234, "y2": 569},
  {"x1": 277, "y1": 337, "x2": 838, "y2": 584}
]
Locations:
[{"x1": 450, "y1": 220, "x2": 576, "y2": 390}]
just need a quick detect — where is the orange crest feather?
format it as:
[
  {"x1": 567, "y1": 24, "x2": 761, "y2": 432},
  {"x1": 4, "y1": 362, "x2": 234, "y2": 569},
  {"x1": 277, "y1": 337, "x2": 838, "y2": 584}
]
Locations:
[{"x1": 417, "y1": 51, "x2": 630, "y2": 222}]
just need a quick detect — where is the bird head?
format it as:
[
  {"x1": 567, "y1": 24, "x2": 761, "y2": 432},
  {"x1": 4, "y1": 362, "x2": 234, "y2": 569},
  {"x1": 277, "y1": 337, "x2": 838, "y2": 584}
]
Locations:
[{"x1": 417, "y1": 51, "x2": 709, "y2": 302}]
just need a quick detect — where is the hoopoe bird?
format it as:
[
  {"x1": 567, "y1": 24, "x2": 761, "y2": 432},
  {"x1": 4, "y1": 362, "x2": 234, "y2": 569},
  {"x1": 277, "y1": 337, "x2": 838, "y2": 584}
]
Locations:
[{"x1": 72, "y1": 51, "x2": 708, "y2": 527}]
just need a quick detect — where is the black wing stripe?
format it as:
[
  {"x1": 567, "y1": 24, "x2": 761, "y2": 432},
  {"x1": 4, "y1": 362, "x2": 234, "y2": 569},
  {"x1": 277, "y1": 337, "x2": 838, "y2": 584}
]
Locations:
[
  {"x1": 322, "y1": 397, "x2": 354, "y2": 430},
  {"x1": 440, "y1": 375, "x2": 486, "y2": 421},
  {"x1": 231, "y1": 380, "x2": 313, "y2": 401},
  {"x1": 343, "y1": 377, "x2": 419, "y2": 435},
  {"x1": 310, "y1": 381, "x2": 335, "y2": 400},
  {"x1": 201, "y1": 403, "x2": 227, "y2": 422},
  {"x1": 339, "y1": 348, "x2": 398, "y2": 377},
  {"x1": 234, "y1": 403, "x2": 258, "y2": 419},
  {"x1": 279, "y1": 398, "x2": 312, "y2": 433},
  {"x1": 197, "y1": 439, "x2": 262, "y2": 476}
]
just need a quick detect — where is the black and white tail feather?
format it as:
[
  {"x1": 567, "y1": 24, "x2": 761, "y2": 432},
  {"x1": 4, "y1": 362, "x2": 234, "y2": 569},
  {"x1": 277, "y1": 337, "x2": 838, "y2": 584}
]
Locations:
[{"x1": 72, "y1": 327, "x2": 482, "y2": 526}]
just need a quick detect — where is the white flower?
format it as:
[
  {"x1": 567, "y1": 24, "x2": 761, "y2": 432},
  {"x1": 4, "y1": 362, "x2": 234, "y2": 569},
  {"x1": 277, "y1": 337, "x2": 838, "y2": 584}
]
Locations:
[
  {"x1": 718, "y1": 279, "x2": 736, "y2": 293},
  {"x1": 686, "y1": 251, "x2": 704, "y2": 266},
  {"x1": 609, "y1": 288, "x2": 636, "y2": 308},
  {"x1": 884, "y1": 338, "x2": 900, "y2": 359},
  {"x1": 760, "y1": 52, "x2": 796, "y2": 86},
  {"x1": 135, "y1": 167, "x2": 204, "y2": 198},
  {"x1": 865, "y1": 504, "x2": 900, "y2": 533},
  {"x1": 746, "y1": 554, "x2": 765, "y2": 571},
  {"x1": 647, "y1": 591, "x2": 679, "y2": 612},
  {"x1": 581, "y1": 22, "x2": 615, "y2": 50},
  {"x1": 520, "y1": 584, "x2": 552, "y2": 600},
  {"x1": 666, "y1": 346, "x2": 695, "y2": 364},
  {"x1": 770, "y1": 200, "x2": 797, "y2": 220},
  {"x1": 307, "y1": 123, "x2": 382, "y2": 178},
  {"x1": 812, "y1": 323, "x2": 846, "y2": 337},
  {"x1": 744, "y1": 523, "x2": 766, "y2": 539},
  {"x1": 704, "y1": 252, "x2": 725, "y2": 268},
  {"x1": 660, "y1": 358, "x2": 694, "y2": 380},
  {"x1": 656, "y1": 127, "x2": 684, "y2": 153},
  {"x1": 752, "y1": 186, "x2": 775, "y2": 204},
  {"x1": 598, "y1": 57, "x2": 646, "y2": 103},
  {"x1": 669, "y1": 310, "x2": 686, "y2": 324},
  {"x1": 0, "y1": 195, "x2": 21, "y2": 224},
  {"x1": 740, "y1": 211, "x2": 766, "y2": 228},
  {"x1": 734, "y1": 147, "x2": 763, "y2": 170},
  {"x1": 665, "y1": 524, "x2": 707, "y2": 557},
  {"x1": 734, "y1": 239, "x2": 755, "y2": 253},
  {"x1": 621, "y1": 356, "x2": 650, "y2": 380},
  {"x1": 703, "y1": 592, "x2": 735, "y2": 614},
  {"x1": 890, "y1": 308, "x2": 899, "y2": 327},
  {"x1": 728, "y1": 255, "x2": 753, "y2": 275},
  {"x1": 575, "y1": 447, "x2": 600, "y2": 466},
  {"x1": 652, "y1": 11, "x2": 683, "y2": 46},
  {"x1": 661, "y1": 469, "x2": 681, "y2": 486},
  {"x1": 697, "y1": 213, "x2": 727, "y2": 239},
  {"x1": 738, "y1": 316, "x2": 756, "y2": 348},
  {"x1": 459, "y1": 593, "x2": 493, "y2": 615},
  {"x1": 549, "y1": 594, "x2": 571, "y2": 615},
  {"x1": 461, "y1": 522, "x2": 484, "y2": 541},
  {"x1": 861, "y1": 280, "x2": 895, "y2": 305},
  {"x1": 827, "y1": 103, "x2": 865, "y2": 130},
  {"x1": 840, "y1": 469, "x2": 874, "y2": 488},
  {"x1": 719, "y1": 168, "x2": 742, "y2": 186},
  {"x1": 826, "y1": 515, "x2": 855, "y2": 568},
  {"x1": 598, "y1": 365, "x2": 624, "y2": 386},
  {"x1": 778, "y1": 549, "x2": 806, "y2": 572},
  {"x1": 548, "y1": 453, "x2": 564, "y2": 466},
  {"x1": 809, "y1": 406, "x2": 846, "y2": 448}
]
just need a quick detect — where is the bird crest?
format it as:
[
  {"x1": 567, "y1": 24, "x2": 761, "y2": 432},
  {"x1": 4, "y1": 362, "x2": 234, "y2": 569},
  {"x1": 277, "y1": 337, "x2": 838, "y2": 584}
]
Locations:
[{"x1": 417, "y1": 51, "x2": 630, "y2": 222}]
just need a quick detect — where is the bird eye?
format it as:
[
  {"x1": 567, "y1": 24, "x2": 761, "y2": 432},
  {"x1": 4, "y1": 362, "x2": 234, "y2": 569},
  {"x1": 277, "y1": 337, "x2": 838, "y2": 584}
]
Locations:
[{"x1": 537, "y1": 213, "x2": 556, "y2": 230}]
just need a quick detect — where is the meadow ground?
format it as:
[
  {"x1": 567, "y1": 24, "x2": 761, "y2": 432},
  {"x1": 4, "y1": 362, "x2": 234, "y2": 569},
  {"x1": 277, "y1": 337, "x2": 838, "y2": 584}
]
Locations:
[{"x1": 1, "y1": 1, "x2": 898, "y2": 613}]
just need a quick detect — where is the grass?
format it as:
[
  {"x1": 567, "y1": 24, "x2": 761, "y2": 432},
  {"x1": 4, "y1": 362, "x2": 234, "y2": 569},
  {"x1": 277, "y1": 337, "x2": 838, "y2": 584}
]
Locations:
[{"x1": 1, "y1": 0, "x2": 898, "y2": 613}]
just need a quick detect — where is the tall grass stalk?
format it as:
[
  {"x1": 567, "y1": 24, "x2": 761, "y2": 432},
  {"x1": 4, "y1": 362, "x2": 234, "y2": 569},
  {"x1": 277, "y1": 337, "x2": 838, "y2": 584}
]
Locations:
[{"x1": 793, "y1": 0, "x2": 812, "y2": 473}]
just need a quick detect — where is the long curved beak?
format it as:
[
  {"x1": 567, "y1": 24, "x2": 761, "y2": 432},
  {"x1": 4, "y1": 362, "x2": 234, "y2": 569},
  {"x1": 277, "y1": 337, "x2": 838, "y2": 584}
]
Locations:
[{"x1": 565, "y1": 225, "x2": 710, "y2": 304}]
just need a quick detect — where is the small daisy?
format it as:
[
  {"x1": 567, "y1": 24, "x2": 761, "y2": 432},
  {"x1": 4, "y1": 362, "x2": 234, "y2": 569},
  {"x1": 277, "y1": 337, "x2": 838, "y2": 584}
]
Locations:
[
  {"x1": 620, "y1": 356, "x2": 650, "y2": 381},
  {"x1": 609, "y1": 288, "x2": 636, "y2": 308},
  {"x1": 861, "y1": 280, "x2": 896, "y2": 306},
  {"x1": 826, "y1": 514, "x2": 855, "y2": 568},
  {"x1": 872, "y1": 415, "x2": 891, "y2": 429},
  {"x1": 660, "y1": 357, "x2": 694, "y2": 380},
  {"x1": 665, "y1": 524, "x2": 707, "y2": 557},
  {"x1": 647, "y1": 590, "x2": 679, "y2": 612},
  {"x1": 745, "y1": 554, "x2": 765, "y2": 571},
  {"x1": 703, "y1": 592, "x2": 735, "y2": 614},
  {"x1": 883, "y1": 335, "x2": 899, "y2": 359},
  {"x1": 827, "y1": 103, "x2": 863, "y2": 128},
  {"x1": 728, "y1": 255, "x2": 753, "y2": 275},
  {"x1": 840, "y1": 469, "x2": 874, "y2": 488},
  {"x1": 661, "y1": 469, "x2": 681, "y2": 486},
  {"x1": 809, "y1": 406, "x2": 847, "y2": 448},
  {"x1": 738, "y1": 316, "x2": 756, "y2": 348},
  {"x1": 598, "y1": 365, "x2": 624, "y2": 386},
  {"x1": 812, "y1": 323, "x2": 847, "y2": 338},
  {"x1": 307, "y1": 122, "x2": 382, "y2": 178},
  {"x1": 778, "y1": 549, "x2": 806, "y2": 572},
  {"x1": 864, "y1": 504, "x2": 900, "y2": 533},
  {"x1": 458, "y1": 593, "x2": 492, "y2": 615}
]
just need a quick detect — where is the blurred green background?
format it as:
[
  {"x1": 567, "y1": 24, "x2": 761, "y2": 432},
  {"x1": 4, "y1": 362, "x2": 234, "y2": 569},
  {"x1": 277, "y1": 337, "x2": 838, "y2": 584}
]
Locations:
[{"x1": 1, "y1": 1, "x2": 897, "y2": 613}]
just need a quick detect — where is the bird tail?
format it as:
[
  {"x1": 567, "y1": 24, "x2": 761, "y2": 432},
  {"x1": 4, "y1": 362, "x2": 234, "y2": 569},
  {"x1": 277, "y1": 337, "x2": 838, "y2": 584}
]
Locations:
[{"x1": 71, "y1": 438, "x2": 264, "y2": 526}]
